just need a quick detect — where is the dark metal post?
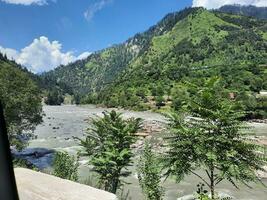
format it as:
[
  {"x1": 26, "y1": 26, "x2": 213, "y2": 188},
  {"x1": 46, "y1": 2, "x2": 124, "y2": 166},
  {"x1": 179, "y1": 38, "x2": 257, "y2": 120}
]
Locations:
[{"x1": 0, "y1": 101, "x2": 20, "y2": 200}]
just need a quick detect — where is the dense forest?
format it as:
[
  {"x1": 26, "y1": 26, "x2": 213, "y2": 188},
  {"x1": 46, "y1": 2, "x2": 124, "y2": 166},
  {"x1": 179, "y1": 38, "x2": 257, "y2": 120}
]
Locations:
[
  {"x1": 217, "y1": 5, "x2": 267, "y2": 20},
  {"x1": 0, "y1": 53, "x2": 43, "y2": 149},
  {"x1": 95, "y1": 8, "x2": 267, "y2": 118}
]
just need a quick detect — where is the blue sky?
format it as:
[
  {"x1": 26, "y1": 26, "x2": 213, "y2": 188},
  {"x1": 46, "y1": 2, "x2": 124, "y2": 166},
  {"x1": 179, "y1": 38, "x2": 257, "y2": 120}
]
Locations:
[{"x1": 0, "y1": 0, "x2": 266, "y2": 72}]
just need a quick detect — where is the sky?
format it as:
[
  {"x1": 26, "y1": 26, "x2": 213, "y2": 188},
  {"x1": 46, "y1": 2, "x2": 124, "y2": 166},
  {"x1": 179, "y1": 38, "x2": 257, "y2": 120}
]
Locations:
[{"x1": 0, "y1": 0, "x2": 266, "y2": 73}]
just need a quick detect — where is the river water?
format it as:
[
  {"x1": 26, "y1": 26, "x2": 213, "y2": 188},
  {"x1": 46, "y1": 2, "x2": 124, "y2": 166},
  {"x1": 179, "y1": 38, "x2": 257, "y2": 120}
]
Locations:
[{"x1": 29, "y1": 105, "x2": 267, "y2": 200}]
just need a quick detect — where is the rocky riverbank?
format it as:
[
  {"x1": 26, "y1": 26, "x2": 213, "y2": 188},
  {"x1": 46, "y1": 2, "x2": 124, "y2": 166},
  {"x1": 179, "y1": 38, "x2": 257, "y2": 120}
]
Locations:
[{"x1": 248, "y1": 119, "x2": 267, "y2": 124}]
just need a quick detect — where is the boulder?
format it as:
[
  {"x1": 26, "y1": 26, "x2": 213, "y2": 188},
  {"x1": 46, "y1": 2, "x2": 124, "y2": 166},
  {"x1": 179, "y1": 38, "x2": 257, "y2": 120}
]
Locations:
[{"x1": 15, "y1": 168, "x2": 117, "y2": 200}]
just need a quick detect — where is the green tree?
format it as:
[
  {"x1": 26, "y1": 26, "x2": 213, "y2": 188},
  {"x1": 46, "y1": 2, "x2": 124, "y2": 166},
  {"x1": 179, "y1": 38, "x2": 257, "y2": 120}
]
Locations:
[
  {"x1": 171, "y1": 84, "x2": 190, "y2": 111},
  {"x1": 45, "y1": 89, "x2": 64, "y2": 105},
  {"x1": 151, "y1": 84, "x2": 164, "y2": 97},
  {"x1": 164, "y1": 78, "x2": 266, "y2": 199},
  {"x1": 155, "y1": 96, "x2": 165, "y2": 109},
  {"x1": 137, "y1": 141, "x2": 164, "y2": 200},
  {"x1": 78, "y1": 110, "x2": 142, "y2": 194},
  {"x1": 53, "y1": 151, "x2": 79, "y2": 181},
  {"x1": 0, "y1": 58, "x2": 43, "y2": 149}
]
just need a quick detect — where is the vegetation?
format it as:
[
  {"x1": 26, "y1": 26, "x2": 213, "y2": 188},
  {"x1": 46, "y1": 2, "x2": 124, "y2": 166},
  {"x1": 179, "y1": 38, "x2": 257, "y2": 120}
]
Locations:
[
  {"x1": 97, "y1": 8, "x2": 267, "y2": 116},
  {"x1": 163, "y1": 78, "x2": 267, "y2": 199},
  {"x1": 39, "y1": 8, "x2": 267, "y2": 119},
  {"x1": 45, "y1": 89, "x2": 64, "y2": 105},
  {"x1": 0, "y1": 53, "x2": 43, "y2": 149},
  {"x1": 218, "y1": 5, "x2": 267, "y2": 20},
  {"x1": 13, "y1": 158, "x2": 37, "y2": 170},
  {"x1": 137, "y1": 141, "x2": 164, "y2": 200},
  {"x1": 52, "y1": 151, "x2": 79, "y2": 181},
  {"x1": 77, "y1": 110, "x2": 142, "y2": 194}
]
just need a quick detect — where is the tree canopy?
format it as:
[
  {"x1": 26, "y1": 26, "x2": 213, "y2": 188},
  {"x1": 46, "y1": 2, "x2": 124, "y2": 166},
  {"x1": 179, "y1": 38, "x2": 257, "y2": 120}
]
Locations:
[
  {"x1": 78, "y1": 110, "x2": 142, "y2": 194},
  {"x1": 0, "y1": 55, "x2": 43, "y2": 149}
]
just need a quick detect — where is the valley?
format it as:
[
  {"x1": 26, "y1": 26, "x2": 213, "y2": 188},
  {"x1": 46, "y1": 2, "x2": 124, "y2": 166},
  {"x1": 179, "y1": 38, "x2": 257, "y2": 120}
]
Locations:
[
  {"x1": 1, "y1": 3, "x2": 267, "y2": 200},
  {"x1": 26, "y1": 105, "x2": 267, "y2": 200}
]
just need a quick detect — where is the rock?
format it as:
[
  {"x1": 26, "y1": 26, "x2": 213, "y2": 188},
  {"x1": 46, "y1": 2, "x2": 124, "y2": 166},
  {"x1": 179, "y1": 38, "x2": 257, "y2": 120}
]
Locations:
[
  {"x1": 15, "y1": 168, "x2": 117, "y2": 200},
  {"x1": 177, "y1": 192, "x2": 234, "y2": 200},
  {"x1": 177, "y1": 194, "x2": 194, "y2": 200},
  {"x1": 257, "y1": 165, "x2": 267, "y2": 179}
]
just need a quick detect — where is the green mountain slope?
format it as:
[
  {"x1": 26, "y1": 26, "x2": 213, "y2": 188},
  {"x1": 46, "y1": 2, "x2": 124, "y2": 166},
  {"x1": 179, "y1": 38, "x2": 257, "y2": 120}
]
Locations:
[
  {"x1": 41, "y1": 7, "x2": 267, "y2": 117},
  {"x1": 40, "y1": 8, "x2": 200, "y2": 95},
  {"x1": 95, "y1": 8, "x2": 267, "y2": 115},
  {"x1": 218, "y1": 5, "x2": 267, "y2": 20}
]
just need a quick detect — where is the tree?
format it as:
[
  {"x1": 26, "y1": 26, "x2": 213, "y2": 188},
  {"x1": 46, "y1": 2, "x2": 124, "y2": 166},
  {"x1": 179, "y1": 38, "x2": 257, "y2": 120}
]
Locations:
[
  {"x1": 163, "y1": 77, "x2": 266, "y2": 199},
  {"x1": 155, "y1": 96, "x2": 165, "y2": 109},
  {"x1": 151, "y1": 84, "x2": 164, "y2": 97},
  {"x1": 45, "y1": 89, "x2": 64, "y2": 105},
  {"x1": 53, "y1": 151, "x2": 79, "y2": 182},
  {"x1": 78, "y1": 110, "x2": 142, "y2": 194},
  {"x1": 0, "y1": 59, "x2": 43, "y2": 149},
  {"x1": 171, "y1": 84, "x2": 190, "y2": 111},
  {"x1": 137, "y1": 141, "x2": 164, "y2": 200}
]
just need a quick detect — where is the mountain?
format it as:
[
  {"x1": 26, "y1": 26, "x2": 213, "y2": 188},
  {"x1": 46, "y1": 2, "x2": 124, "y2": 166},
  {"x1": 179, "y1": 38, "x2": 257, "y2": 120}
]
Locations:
[
  {"x1": 97, "y1": 8, "x2": 267, "y2": 109},
  {"x1": 41, "y1": 7, "x2": 267, "y2": 117},
  {"x1": 40, "y1": 7, "x2": 200, "y2": 95},
  {"x1": 217, "y1": 5, "x2": 267, "y2": 20}
]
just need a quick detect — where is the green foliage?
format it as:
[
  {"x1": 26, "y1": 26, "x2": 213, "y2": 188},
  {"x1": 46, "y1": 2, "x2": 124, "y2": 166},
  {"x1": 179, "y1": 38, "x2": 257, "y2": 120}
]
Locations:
[
  {"x1": 137, "y1": 141, "x2": 164, "y2": 200},
  {"x1": 217, "y1": 5, "x2": 267, "y2": 20},
  {"x1": 52, "y1": 151, "x2": 79, "y2": 182},
  {"x1": 171, "y1": 85, "x2": 190, "y2": 111},
  {"x1": 195, "y1": 183, "x2": 209, "y2": 200},
  {"x1": 77, "y1": 110, "x2": 142, "y2": 194},
  {"x1": 81, "y1": 174, "x2": 101, "y2": 189},
  {"x1": 155, "y1": 96, "x2": 165, "y2": 109},
  {"x1": 37, "y1": 8, "x2": 266, "y2": 119},
  {"x1": 13, "y1": 158, "x2": 37, "y2": 170},
  {"x1": 163, "y1": 78, "x2": 267, "y2": 199},
  {"x1": 45, "y1": 89, "x2": 64, "y2": 105},
  {"x1": 195, "y1": 182, "x2": 233, "y2": 200},
  {"x1": 0, "y1": 54, "x2": 43, "y2": 149},
  {"x1": 97, "y1": 8, "x2": 267, "y2": 115}
]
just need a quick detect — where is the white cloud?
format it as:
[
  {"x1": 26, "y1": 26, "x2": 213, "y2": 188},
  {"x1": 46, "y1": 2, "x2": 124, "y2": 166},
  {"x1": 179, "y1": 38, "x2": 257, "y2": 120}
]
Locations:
[
  {"x1": 84, "y1": 0, "x2": 113, "y2": 22},
  {"x1": 0, "y1": 36, "x2": 91, "y2": 73},
  {"x1": 77, "y1": 52, "x2": 92, "y2": 60},
  {"x1": 0, "y1": 46, "x2": 19, "y2": 60},
  {"x1": 192, "y1": 0, "x2": 267, "y2": 9},
  {"x1": 1, "y1": 0, "x2": 48, "y2": 5}
]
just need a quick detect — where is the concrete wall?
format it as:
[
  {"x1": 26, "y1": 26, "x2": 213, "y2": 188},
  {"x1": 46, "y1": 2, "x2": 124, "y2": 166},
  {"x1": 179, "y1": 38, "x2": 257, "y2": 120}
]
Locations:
[{"x1": 14, "y1": 168, "x2": 117, "y2": 200}]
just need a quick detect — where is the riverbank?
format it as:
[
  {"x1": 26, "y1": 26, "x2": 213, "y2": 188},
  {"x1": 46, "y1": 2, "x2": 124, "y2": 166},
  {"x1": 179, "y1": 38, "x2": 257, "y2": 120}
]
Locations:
[{"x1": 26, "y1": 105, "x2": 267, "y2": 200}]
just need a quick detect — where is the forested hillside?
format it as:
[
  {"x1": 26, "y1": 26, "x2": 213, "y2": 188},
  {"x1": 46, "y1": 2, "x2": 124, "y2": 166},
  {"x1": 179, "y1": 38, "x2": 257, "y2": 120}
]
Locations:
[
  {"x1": 218, "y1": 5, "x2": 267, "y2": 20},
  {"x1": 40, "y1": 8, "x2": 201, "y2": 95},
  {"x1": 40, "y1": 7, "x2": 267, "y2": 118},
  {"x1": 0, "y1": 53, "x2": 43, "y2": 149}
]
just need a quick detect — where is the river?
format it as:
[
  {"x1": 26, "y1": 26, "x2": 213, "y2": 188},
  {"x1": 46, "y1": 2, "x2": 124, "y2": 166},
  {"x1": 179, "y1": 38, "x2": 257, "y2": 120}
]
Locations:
[{"x1": 28, "y1": 105, "x2": 267, "y2": 200}]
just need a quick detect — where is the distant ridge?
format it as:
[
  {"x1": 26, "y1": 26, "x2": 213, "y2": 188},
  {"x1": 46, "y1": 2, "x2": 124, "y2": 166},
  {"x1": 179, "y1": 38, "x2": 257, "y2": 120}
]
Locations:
[{"x1": 217, "y1": 4, "x2": 267, "y2": 20}]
